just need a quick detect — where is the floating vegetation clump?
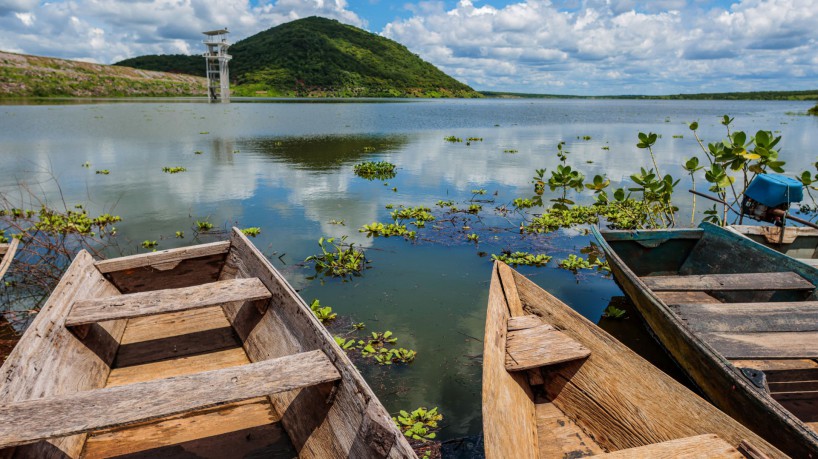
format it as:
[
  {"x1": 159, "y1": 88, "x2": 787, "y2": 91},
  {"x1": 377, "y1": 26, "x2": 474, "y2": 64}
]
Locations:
[
  {"x1": 305, "y1": 236, "x2": 367, "y2": 278},
  {"x1": 241, "y1": 227, "x2": 261, "y2": 237},
  {"x1": 444, "y1": 136, "x2": 462, "y2": 143},
  {"x1": 436, "y1": 200, "x2": 453, "y2": 207},
  {"x1": 603, "y1": 304, "x2": 627, "y2": 319},
  {"x1": 95, "y1": 170, "x2": 110, "y2": 175},
  {"x1": 353, "y1": 161, "x2": 397, "y2": 180},
  {"x1": 503, "y1": 149, "x2": 518, "y2": 153},
  {"x1": 391, "y1": 206, "x2": 435, "y2": 223},
  {"x1": 175, "y1": 231, "x2": 184, "y2": 238},
  {"x1": 360, "y1": 222, "x2": 416, "y2": 239},
  {"x1": 334, "y1": 330, "x2": 416, "y2": 366},
  {"x1": 141, "y1": 240, "x2": 158, "y2": 249},
  {"x1": 309, "y1": 299, "x2": 336, "y2": 323},
  {"x1": 491, "y1": 252, "x2": 552, "y2": 267},
  {"x1": 81, "y1": 162, "x2": 91, "y2": 168},
  {"x1": 394, "y1": 407, "x2": 443, "y2": 442},
  {"x1": 162, "y1": 166, "x2": 187, "y2": 174},
  {"x1": 195, "y1": 220, "x2": 214, "y2": 232}
]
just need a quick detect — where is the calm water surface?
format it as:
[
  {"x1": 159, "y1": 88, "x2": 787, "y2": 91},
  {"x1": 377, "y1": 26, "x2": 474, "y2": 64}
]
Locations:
[{"x1": 1, "y1": 98, "x2": 817, "y2": 444}]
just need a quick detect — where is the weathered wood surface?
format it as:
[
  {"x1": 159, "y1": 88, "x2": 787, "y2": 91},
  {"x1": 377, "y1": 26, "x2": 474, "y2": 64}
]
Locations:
[
  {"x1": 67, "y1": 277, "x2": 271, "y2": 327},
  {"x1": 590, "y1": 434, "x2": 743, "y2": 458},
  {"x1": 730, "y1": 359, "x2": 818, "y2": 382},
  {"x1": 642, "y1": 271, "x2": 814, "y2": 292},
  {"x1": 656, "y1": 290, "x2": 722, "y2": 304},
  {"x1": 113, "y1": 306, "x2": 238, "y2": 367},
  {"x1": 106, "y1": 347, "x2": 250, "y2": 387},
  {"x1": 509, "y1": 263, "x2": 785, "y2": 457},
  {"x1": 703, "y1": 331, "x2": 818, "y2": 359},
  {"x1": 483, "y1": 262, "x2": 538, "y2": 459},
  {"x1": 0, "y1": 251, "x2": 125, "y2": 459},
  {"x1": 81, "y1": 398, "x2": 283, "y2": 458},
  {"x1": 506, "y1": 325, "x2": 590, "y2": 371},
  {"x1": 220, "y1": 228, "x2": 415, "y2": 459},
  {"x1": 671, "y1": 302, "x2": 818, "y2": 333},
  {"x1": 0, "y1": 238, "x2": 18, "y2": 280},
  {"x1": 95, "y1": 241, "x2": 230, "y2": 273},
  {"x1": 507, "y1": 314, "x2": 543, "y2": 331},
  {"x1": 0, "y1": 350, "x2": 340, "y2": 449},
  {"x1": 498, "y1": 262, "x2": 525, "y2": 316},
  {"x1": 535, "y1": 401, "x2": 603, "y2": 458},
  {"x1": 733, "y1": 225, "x2": 818, "y2": 245}
]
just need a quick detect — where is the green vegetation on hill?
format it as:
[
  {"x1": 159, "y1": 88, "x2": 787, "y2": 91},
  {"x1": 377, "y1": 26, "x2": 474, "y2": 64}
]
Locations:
[
  {"x1": 0, "y1": 51, "x2": 205, "y2": 98},
  {"x1": 115, "y1": 16, "x2": 479, "y2": 98},
  {"x1": 809, "y1": 103, "x2": 818, "y2": 115}
]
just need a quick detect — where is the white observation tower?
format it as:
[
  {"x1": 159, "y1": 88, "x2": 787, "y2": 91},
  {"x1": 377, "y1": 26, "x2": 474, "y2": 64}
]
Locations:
[{"x1": 202, "y1": 28, "x2": 231, "y2": 103}]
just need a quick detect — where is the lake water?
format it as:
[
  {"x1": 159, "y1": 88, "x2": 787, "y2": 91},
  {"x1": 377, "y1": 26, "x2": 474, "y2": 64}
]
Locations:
[{"x1": 1, "y1": 98, "x2": 817, "y2": 447}]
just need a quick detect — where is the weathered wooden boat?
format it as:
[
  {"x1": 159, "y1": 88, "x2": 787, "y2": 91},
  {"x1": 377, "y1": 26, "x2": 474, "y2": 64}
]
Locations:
[
  {"x1": 593, "y1": 222, "x2": 818, "y2": 458},
  {"x1": 0, "y1": 238, "x2": 19, "y2": 281},
  {"x1": 730, "y1": 225, "x2": 818, "y2": 267},
  {"x1": 0, "y1": 228, "x2": 415, "y2": 459},
  {"x1": 483, "y1": 260, "x2": 784, "y2": 458}
]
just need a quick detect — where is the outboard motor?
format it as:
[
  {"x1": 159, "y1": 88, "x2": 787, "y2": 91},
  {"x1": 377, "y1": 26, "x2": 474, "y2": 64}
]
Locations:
[{"x1": 742, "y1": 174, "x2": 804, "y2": 225}]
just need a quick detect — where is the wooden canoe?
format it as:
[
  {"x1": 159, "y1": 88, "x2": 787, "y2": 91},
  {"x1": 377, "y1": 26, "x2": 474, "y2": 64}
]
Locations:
[
  {"x1": 0, "y1": 228, "x2": 415, "y2": 459},
  {"x1": 593, "y1": 222, "x2": 818, "y2": 458},
  {"x1": 730, "y1": 225, "x2": 818, "y2": 267},
  {"x1": 483, "y1": 260, "x2": 784, "y2": 459},
  {"x1": 0, "y1": 238, "x2": 19, "y2": 281}
]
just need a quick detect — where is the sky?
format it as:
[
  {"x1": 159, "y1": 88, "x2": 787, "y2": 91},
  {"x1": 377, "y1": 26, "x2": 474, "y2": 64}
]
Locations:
[{"x1": 0, "y1": 0, "x2": 816, "y2": 95}]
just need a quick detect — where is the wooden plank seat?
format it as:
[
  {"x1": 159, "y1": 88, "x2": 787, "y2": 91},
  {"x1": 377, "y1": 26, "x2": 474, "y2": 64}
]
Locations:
[
  {"x1": 670, "y1": 302, "x2": 818, "y2": 333},
  {"x1": 590, "y1": 434, "x2": 743, "y2": 458},
  {"x1": 702, "y1": 332, "x2": 818, "y2": 359},
  {"x1": 642, "y1": 271, "x2": 814, "y2": 292},
  {"x1": 505, "y1": 323, "x2": 591, "y2": 371},
  {"x1": 66, "y1": 277, "x2": 271, "y2": 334},
  {"x1": 0, "y1": 349, "x2": 340, "y2": 449}
]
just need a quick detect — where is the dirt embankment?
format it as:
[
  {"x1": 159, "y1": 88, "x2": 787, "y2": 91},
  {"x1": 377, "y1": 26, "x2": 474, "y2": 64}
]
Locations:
[{"x1": 0, "y1": 50, "x2": 207, "y2": 98}]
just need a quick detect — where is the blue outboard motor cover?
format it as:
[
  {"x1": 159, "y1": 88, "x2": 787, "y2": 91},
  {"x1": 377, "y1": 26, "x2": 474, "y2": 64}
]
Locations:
[{"x1": 745, "y1": 174, "x2": 803, "y2": 207}]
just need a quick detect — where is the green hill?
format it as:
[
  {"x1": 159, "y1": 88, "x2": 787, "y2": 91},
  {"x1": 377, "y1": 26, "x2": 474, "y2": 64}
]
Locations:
[
  {"x1": 0, "y1": 51, "x2": 205, "y2": 98},
  {"x1": 116, "y1": 16, "x2": 479, "y2": 98}
]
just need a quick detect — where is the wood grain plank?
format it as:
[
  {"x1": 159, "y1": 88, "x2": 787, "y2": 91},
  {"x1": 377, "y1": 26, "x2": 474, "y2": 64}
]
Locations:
[
  {"x1": 507, "y1": 315, "x2": 545, "y2": 331},
  {"x1": 535, "y1": 401, "x2": 603, "y2": 458},
  {"x1": 642, "y1": 271, "x2": 814, "y2": 291},
  {"x1": 671, "y1": 302, "x2": 818, "y2": 333},
  {"x1": 592, "y1": 434, "x2": 743, "y2": 458},
  {"x1": 0, "y1": 251, "x2": 125, "y2": 459},
  {"x1": 506, "y1": 326, "x2": 590, "y2": 371},
  {"x1": 106, "y1": 347, "x2": 250, "y2": 387},
  {"x1": 0, "y1": 350, "x2": 340, "y2": 449},
  {"x1": 82, "y1": 398, "x2": 281, "y2": 459},
  {"x1": 67, "y1": 278, "x2": 270, "y2": 327},
  {"x1": 95, "y1": 241, "x2": 230, "y2": 273},
  {"x1": 655, "y1": 290, "x2": 722, "y2": 304},
  {"x1": 498, "y1": 262, "x2": 525, "y2": 317},
  {"x1": 483, "y1": 262, "x2": 538, "y2": 459},
  {"x1": 704, "y1": 332, "x2": 818, "y2": 359},
  {"x1": 0, "y1": 238, "x2": 18, "y2": 281},
  {"x1": 119, "y1": 306, "x2": 229, "y2": 344}
]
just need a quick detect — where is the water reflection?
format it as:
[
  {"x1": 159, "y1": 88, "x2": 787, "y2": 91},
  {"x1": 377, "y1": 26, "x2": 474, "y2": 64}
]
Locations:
[{"x1": 0, "y1": 99, "x2": 816, "y2": 444}]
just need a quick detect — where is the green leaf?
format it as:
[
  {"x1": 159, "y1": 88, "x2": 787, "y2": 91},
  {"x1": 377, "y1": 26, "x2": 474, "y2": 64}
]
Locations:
[{"x1": 689, "y1": 121, "x2": 699, "y2": 131}]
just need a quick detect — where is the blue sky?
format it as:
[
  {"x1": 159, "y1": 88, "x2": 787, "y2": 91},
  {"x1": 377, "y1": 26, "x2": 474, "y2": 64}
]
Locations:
[{"x1": 0, "y1": 0, "x2": 815, "y2": 95}]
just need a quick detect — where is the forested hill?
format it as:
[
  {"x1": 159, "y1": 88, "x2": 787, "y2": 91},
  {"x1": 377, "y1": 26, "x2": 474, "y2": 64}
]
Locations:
[{"x1": 116, "y1": 17, "x2": 479, "y2": 98}]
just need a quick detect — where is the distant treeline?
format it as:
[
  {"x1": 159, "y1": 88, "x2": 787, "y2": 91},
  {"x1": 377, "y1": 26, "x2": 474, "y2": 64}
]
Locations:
[{"x1": 482, "y1": 90, "x2": 818, "y2": 101}]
